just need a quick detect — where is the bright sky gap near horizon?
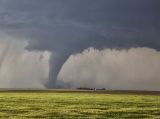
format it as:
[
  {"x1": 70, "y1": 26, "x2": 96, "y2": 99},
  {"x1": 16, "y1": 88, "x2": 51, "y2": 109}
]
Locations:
[{"x1": 0, "y1": 0, "x2": 160, "y2": 90}]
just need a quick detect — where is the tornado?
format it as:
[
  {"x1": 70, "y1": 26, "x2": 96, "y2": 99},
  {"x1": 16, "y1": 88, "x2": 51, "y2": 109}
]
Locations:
[{"x1": 46, "y1": 53, "x2": 70, "y2": 88}]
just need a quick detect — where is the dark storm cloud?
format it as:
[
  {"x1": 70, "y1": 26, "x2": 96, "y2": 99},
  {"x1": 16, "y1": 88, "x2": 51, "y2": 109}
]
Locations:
[
  {"x1": 0, "y1": 0, "x2": 160, "y2": 88},
  {"x1": 0, "y1": 0, "x2": 160, "y2": 51}
]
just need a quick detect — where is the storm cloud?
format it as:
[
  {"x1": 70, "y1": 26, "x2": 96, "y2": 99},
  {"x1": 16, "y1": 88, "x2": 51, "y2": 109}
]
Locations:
[
  {"x1": 59, "y1": 48, "x2": 160, "y2": 91},
  {"x1": 0, "y1": 0, "x2": 160, "y2": 89},
  {"x1": 0, "y1": 35, "x2": 50, "y2": 88}
]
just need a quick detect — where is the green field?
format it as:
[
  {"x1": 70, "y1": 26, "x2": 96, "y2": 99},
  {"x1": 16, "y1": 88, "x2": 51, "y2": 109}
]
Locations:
[{"x1": 0, "y1": 90, "x2": 160, "y2": 119}]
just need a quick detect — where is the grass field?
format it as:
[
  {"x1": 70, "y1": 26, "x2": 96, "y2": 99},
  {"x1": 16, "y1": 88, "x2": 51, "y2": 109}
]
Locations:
[{"x1": 0, "y1": 90, "x2": 160, "y2": 119}]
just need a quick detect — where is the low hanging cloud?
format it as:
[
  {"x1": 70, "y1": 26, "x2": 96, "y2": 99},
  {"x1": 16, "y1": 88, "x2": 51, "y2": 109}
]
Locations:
[
  {"x1": 59, "y1": 48, "x2": 160, "y2": 91},
  {"x1": 0, "y1": 35, "x2": 50, "y2": 88}
]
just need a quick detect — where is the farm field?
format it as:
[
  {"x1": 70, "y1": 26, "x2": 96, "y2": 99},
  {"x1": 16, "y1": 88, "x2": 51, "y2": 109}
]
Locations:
[{"x1": 0, "y1": 90, "x2": 160, "y2": 119}]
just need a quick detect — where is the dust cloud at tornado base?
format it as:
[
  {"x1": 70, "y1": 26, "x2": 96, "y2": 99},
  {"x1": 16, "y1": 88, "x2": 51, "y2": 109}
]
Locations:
[
  {"x1": 0, "y1": 37, "x2": 50, "y2": 88},
  {"x1": 58, "y1": 48, "x2": 160, "y2": 91},
  {"x1": 1, "y1": 37, "x2": 160, "y2": 90}
]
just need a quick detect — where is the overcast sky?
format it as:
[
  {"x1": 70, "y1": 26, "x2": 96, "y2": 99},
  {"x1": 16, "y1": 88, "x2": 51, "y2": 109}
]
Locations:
[{"x1": 0, "y1": 0, "x2": 160, "y2": 90}]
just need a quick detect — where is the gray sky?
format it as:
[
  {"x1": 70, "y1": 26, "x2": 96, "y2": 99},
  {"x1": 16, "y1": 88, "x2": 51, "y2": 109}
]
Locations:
[
  {"x1": 0, "y1": 0, "x2": 160, "y2": 52},
  {"x1": 0, "y1": 0, "x2": 160, "y2": 89}
]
